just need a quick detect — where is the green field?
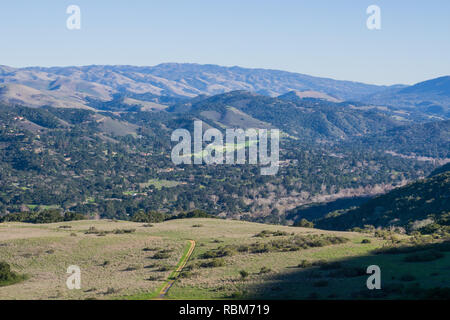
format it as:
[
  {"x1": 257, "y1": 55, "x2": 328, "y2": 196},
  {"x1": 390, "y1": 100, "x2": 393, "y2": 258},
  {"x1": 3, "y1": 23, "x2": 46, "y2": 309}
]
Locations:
[
  {"x1": 139, "y1": 179, "x2": 183, "y2": 190},
  {"x1": 0, "y1": 218, "x2": 449, "y2": 300}
]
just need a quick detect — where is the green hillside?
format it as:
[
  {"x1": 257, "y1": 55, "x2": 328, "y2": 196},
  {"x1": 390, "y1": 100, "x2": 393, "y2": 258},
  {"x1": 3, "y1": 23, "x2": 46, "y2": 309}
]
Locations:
[
  {"x1": 170, "y1": 91, "x2": 401, "y2": 141},
  {"x1": 317, "y1": 168, "x2": 450, "y2": 233}
]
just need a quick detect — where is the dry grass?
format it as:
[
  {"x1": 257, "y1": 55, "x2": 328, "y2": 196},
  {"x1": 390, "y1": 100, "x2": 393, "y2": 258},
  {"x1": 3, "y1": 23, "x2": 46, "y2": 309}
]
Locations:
[{"x1": 0, "y1": 218, "x2": 383, "y2": 300}]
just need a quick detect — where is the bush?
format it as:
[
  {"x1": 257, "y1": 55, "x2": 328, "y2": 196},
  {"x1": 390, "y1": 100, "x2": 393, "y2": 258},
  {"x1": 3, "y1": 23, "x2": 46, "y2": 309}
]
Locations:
[
  {"x1": 254, "y1": 230, "x2": 289, "y2": 238},
  {"x1": 239, "y1": 270, "x2": 249, "y2": 279},
  {"x1": 0, "y1": 262, "x2": 15, "y2": 282},
  {"x1": 152, "y1": 252, "x2": 170, "y2": 260},
  {"x1": 131, "y1": 210, "x2": 166, "y2": 223},
  {"x1": 297, "y1": 260, "x2": 313, "y2": 268},
  {"x1": 101, "y1": 260, "x2": 110, "y2": 267},
  {"x1": 179, "y1": 271, "x2": 194, "y2": 278},
  {"x1": 113, "y1": 228, "x2": 136, "y2": 234},
  {"x1": 294, "y1": 219, "x2": 314, "y2": 228},
  {"x1": 0, "y1": 262, "x2": 25, "y2": 286},
  {"x1": 105, "y1": 287, "x2": 118, "y2": 295},
  {"x1": 157, "y1": 265, "x2": 171, "y2": 272},
  {"x1": 199, "y1": 258, "x2": 225, "y2": 268},
  {"x1": 259, "y1": 266, "x2": 272, "y2": 274},
  {"x1": 361, "y1": 239, "x2": 371, "y2": 244},
  {"x1": 200, "y1": 247, "x2": 235, "y2": 259}
]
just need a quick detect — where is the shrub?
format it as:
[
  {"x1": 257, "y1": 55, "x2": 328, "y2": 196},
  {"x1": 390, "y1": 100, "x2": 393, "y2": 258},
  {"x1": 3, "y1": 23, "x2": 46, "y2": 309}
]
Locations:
[
  {"x1": 105, "y1": 287, "x2": 118, "y2": 295},
  {"x1": 113, "y1": 228, "x2": 136, "y2": 234},
  {"x1": 123, "y1": 265, "x2": 139, "y2": 272},
  {"x1": 131, "y1": 210, "x2": 166, "y2": 223},
  {"x1": 199, "y1": 258, "x2": 225, "y2": 268},
  {"x1": 0, "y1": 262, "x2": 25, "y2": 286},
  {"x1": 259, "y1": 266, "x2": 272, "y2": 274},
  {"x1": 273, "y1": 230, "x2": 289, "y2": 236},
  {"x1": 237, "y1": 245, "x2": 249, "y2": 253},
  {"x1": 85, "y1": 226, "x2": 100, "y2": 234},
  {"x1": 239, "y1": 270, "x2": 249, "y2": 279},
  {"x1": 361, "y1": 239, "x2": 371, "y2": 244},
  {"x1": 152, "y1": 252, "x2": 170, "y2": 260},
  {"x1": 101, "y1": 260, "x2": 110, "y2": 267},
  {"x1": 157, "y1": 265, "x2": 171, "y2": 272},
  {"x1": 179, "y1": 271, "x2": 194, "y2": 278},
  {"x1": 254, "y1": 230, "x2": 274, "y2": 238},
  {"x1": 200, "y1": 247, "x2": 235, "y2": 259},
  {"x1": 297, "y1": 260, "x2": 313, "y2": 268},
  {"x1": 294, "y1": 219, "x2": 315, "y2": 228},
  {"x1": 254, "y1": 230, "x2": 289, "y2": 238},
  {"x1": 0, "y1": 262, "x2": 15, "y2": 282}
]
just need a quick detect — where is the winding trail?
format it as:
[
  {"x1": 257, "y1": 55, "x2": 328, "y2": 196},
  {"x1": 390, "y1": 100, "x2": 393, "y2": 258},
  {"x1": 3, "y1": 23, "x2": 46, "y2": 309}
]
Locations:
[{"x1": 157, "y1": 239, "x2": 196, "y2": 299}]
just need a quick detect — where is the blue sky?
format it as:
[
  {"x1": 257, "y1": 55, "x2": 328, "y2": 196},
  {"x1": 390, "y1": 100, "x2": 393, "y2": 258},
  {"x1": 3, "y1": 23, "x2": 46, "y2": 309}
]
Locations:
[{"x1": 0, "y1": 0, "x2": 449, "y2": 85}]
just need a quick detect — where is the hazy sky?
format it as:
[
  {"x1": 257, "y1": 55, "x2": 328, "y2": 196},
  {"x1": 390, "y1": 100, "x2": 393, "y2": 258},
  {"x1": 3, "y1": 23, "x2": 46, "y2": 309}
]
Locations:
[{"x1": 1, "y1": 0, "x2": 449, "y2": 85}]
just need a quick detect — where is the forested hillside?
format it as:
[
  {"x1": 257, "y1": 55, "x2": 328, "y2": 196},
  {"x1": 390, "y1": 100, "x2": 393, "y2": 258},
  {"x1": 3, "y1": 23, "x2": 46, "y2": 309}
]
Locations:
[
  {"x1": 0, "y1": 96, "x2": 443, "y2": 223},
  {"x1": 316, "y1": 166, "x2": 450, "y2": 233}
]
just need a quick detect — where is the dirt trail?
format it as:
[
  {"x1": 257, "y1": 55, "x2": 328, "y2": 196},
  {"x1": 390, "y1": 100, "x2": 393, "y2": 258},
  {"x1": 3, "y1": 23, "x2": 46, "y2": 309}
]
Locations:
[{"x1": 157, "y1": 240, "x2": 196, "y2": 299}]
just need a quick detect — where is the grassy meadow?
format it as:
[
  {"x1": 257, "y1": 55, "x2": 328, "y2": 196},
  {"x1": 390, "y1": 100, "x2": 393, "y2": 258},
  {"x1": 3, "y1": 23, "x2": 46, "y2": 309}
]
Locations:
[{"x1": 0, "y1": 218, "x2": 449, "y2": 300}]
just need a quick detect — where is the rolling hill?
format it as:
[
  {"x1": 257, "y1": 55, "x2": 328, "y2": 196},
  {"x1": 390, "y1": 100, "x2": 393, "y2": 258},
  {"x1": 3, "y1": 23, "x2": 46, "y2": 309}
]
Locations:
[{"x1": 168, "y1": 90, "x2": 401, "y2": 141}]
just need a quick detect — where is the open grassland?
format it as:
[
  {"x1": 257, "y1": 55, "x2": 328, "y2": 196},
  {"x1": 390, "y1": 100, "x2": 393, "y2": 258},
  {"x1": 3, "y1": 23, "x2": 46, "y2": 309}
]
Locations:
[{"x1": 0, "y1": 218, "x2": 449, "y2": 300}]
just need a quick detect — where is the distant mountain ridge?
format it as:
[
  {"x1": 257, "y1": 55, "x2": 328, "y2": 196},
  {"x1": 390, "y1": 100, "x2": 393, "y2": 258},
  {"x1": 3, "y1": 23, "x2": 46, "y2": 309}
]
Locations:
[
  {"x1": 1, "y1": 63, "x2": 448, "y2": 119},
  {"x1": 0, "y1": 63, "x2": 396, "y2": 109},
  {"x1": 363, "y1": 76, "x2": 450, "y2": 117}
]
